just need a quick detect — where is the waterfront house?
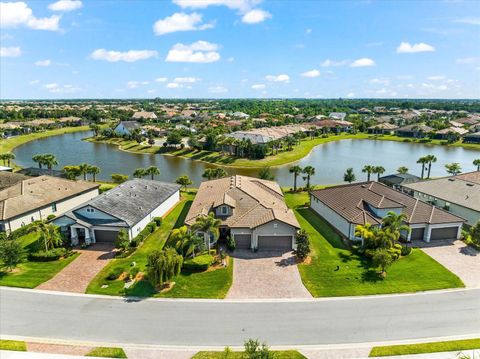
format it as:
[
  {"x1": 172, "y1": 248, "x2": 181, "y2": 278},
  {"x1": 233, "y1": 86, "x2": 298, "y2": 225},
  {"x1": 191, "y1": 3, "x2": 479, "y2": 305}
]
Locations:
[
  {"x1": 395, "y1": 124, "x2": 434, "y2": 138},
  {"x1": 114, "y1": 121, "x2": 143, "y2": 136}
]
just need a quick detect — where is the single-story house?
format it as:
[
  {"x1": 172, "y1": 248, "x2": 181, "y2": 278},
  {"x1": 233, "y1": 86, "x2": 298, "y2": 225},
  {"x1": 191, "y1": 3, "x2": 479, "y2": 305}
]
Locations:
[
  {"x1": 113, "y1": 121, "x2": 143, "y2": 136},
  {"x1": 463, "y1": 132, "x2": 480, "y2": 144},
  {"x1": 403, "y1": 172, "x2": 480, "y2": 226},
  {"x1": 329, "y1": 112, "x2": 347, "y2": 121},
  {"x1": 433, "y1": 127, "x2": 468, "y2": 140},
  {"x1": 17, "y1": 167, "x2": 67, "y2": 178},
  {"x1": 132, "y1": 111, "x2": 157, "y2": 121},
  {"x1": 0, "y1": 171, "x2": 29, "y2": 190},
  {"x1": 185, "y1": 175, "x2": 300, "y2": 252},
  {"x1": 309, "y1": 181, "x2": 465, "y2": 243},
  {"x1": 379, "y1": 173, "x2": 421, "y2": 190},
  {"x1": 0, "y1": 176, "x2": 99, "y2": 233},
  {"x1": 312, "y1": 119, "x2": 353, "y2": 133},
  {"x1": 52, "y1": 179, "x2": 180, "y2": 245},
  {"x1": 367, "y1": 123, "x2": 399, "y2": 135},
  {"x1": 395, "y1": 124, "x2": 434, "y2": 138}
]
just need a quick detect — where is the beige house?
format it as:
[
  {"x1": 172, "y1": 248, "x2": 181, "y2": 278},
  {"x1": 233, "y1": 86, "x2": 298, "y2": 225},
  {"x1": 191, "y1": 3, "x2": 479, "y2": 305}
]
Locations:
[
  {"x1": 185, "y1": 175, "x2": 300, "y2": 252},
  {"x1": 0, "y1": 175, "x2": 99, "y2": 233}
]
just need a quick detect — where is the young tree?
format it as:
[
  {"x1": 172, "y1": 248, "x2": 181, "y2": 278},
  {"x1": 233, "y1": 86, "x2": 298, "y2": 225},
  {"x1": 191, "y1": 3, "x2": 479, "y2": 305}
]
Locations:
[
  {"x1": 372, "y1": 249, "x2": 394, "y2": 278},
  {"x1": 147, "y1": 248, "x2": 183, "y2": 288},
  {"x1": 302, "y1": 166, "x2": 315, "y2": 189},
  {"x1": 29, "y1": 222, "x2": 63, "y2": 252},
  {"x1": 63, "y1": 165, "x2": 82, "y2": 180},
  {"x1": 294, "y1": 229, "x2": 310, "y2": 261},
  {"x1": 133, "y1": 168, "x2": 146, "y2": 178},
  {"x1": 114, "y1": 229, "x2": 129, "y2": 251},
  {"x1": 79, "y1": 163, "x2": 90, "y2": 181},
  {"x1": 43, "y1": 154, "x2": 58, "y2": 170},
  {"x1": 397, "y1": 166, "x2": 409, "y2": 174},
  {"x1": 258, "y1": 166, "x2": 274, "y2": 180},
  {"x1": 445, "y1": 162, "x2": 462, "y2": 176},
  {"x1": 191, "y1": 213, "x2": 221, "y2": 251},
  {"x1": 473, "y1": 158, "x2": 480, "y2": 172},
  {"x1": 170, "y1": 225, "x2": 196, "y2": 257},
  {"x1": 244, "y1": 339, "x2": 272, "y2": 359},
  {"x1": 289, "y1": 165, "x2": 303, "y2": 191},
  {"x1": 0, "y1": 239, "x2": 22, "y2": 271},
  {"x1": 343, "y1": 168, "x2": 356, "y2": 183},
  {"x1": 176, "y1": 175, "x2": 192, "y2": 190},
  {"x1": 145, "y1": 166, "x2": 160, "y2": 180},
  {"x1": 88, "y1": 165, "x2": 100, "y2": 182},
  {"x1": 32, "y1": 154, "x2": 45, "y2": 168},
  {"x1": 362, "y1": 165, "x2": 375, "y2": 181}
]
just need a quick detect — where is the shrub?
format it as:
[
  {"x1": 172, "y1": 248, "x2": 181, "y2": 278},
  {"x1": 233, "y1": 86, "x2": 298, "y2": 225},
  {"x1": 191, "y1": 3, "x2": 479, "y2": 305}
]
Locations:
[
  {"x1": 388, "y1": 244, "x2": 402, "y2": 260},
  {"x1": 8, "y1": 221, "x2": 42, "y2": 240},
  {"x1": 153, "y1": 217, "x2": 162, "y2": 226},
  {"x1": 107, "y1": 267, "x2": 123, "y2": 280},
  {"x1": 244, "y1": 338, "x2": 272, "y2": 359},
  {"x1": 115, "y1": 229, "x2": 129, "y2": 251},
  {"x1": 183, "y1": 254, "x2": 214, "y2": 271},
  {"x1": 226, "y1": 235, "x2": 235, "y2": 251},
  {"x1": 295, "y1": 229, "x2": 310, "y2": 261},
  {"x1": 111, "y1": 173, "x2": 128, "y2": 184},
  {"x1": 0, "y1": 240, "x2": 22, "y2": 271},
  {"x1": 46, "y1": 214, "x2": 56, "y2": 221},
  {"x1": 401, "y1": 246, "x2": 412, "y2": 256},
  {"x1": 28, "y1": 247, "x2": 69, "y2": 262},
  {"x1": 372, "y1": 249, "x2": 394, "y2": 277},
  {"x1": 129, "y1": 266, "x2": 140, "y2": 279},
  {"x1": 147, "y1": 248, "x2": 183, "y2": 287}
]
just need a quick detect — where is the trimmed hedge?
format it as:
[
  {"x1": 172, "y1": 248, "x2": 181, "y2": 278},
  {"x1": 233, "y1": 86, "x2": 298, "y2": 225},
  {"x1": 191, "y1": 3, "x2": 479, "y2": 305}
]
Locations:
[
  {"x1": 183, "y1": 254, "x2": 215, "y2": 272},
  {"x1": 130, "y1": 221, "x2": 158, "y2": 247},
  {"x1": 28, "y1": 248, "x2": 72, "y2": 262},
  {"x1": 8, "y1": 221, "x2": 42, "y2": 240}
]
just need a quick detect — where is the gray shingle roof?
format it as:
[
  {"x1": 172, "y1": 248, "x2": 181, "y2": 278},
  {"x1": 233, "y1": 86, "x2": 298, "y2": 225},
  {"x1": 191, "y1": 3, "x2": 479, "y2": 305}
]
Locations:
[{"x1": 88, "y1": 179, "x2": 180, "y2": 226}]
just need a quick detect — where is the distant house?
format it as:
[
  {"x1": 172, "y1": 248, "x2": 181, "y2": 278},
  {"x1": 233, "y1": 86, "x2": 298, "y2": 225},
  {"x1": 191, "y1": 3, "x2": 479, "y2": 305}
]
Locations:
[
  {"x1": 53, "y1": 179, "x2": 180, "y2": 245},
  {"x1": 185, "y1": 175, "x2": 300, "y2": 252},
  {"x1": 0, "y1": 123, "x2": 21, "y2": 138},
  {"x1": 434, "y1": 127, "x2": 468, "y2": 140},
  {"x1": 131, "y1": 111, "x2": 157, "y2": 121},
  {"x1": 0, "y1": 176, "x2": 99, "y2": 233},
  {"x1": 395, "y1": 124, "x2": 434, "y2": 138},
  {"x1": 463, "y1": 132, "x2": 480, "y2": 144},
  {"x1": 367, "y1": 123, "x2": 398, "y2": 135},
  {"x1": 0, "y1": 172, "x2": 28, "y2": 190},
  {"x1": 312, "y1": 119, "x2": 353, "y2": 133},
  {"x1": 379, "y1": 173, "x2": 420, "y2": 190},
  {"x1": 310, "y1": 182, "x2": 465, "y2": 243},
  {"x1": 232, "y1": 112, "x2": 250, "y2": 119},
  {"x1": 329, "y1": 112, "x2": 347, "y2": 121},
  {"x1": 114, "y1": 121, "x2": 143, "y2": 136}
]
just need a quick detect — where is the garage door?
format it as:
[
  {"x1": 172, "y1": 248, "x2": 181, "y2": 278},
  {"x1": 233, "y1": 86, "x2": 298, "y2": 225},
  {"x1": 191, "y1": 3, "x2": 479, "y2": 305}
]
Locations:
[
  {"x1": 94, "y1": 229, "x2": 119, "y2": 242},
  {"x1": 257, "y1": 235, "x2": 292, "y2": 252},
  {"x1": 410, "y1": 228, "x2": 425, "y2": 241},
  {"x1": 234, "y1": 234, "x2": 251, "y2": 249},
  {"x1": 430, "y1": 227, "x2": 459, "y2": 240}
]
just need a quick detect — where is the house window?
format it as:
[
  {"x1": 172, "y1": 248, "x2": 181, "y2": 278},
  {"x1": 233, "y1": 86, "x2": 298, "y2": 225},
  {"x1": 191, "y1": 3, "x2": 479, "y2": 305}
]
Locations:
[
  {"x1": 274, "y1": 223, "x2": 278, "y2": 229},
  {"x1": 31, "y1": 216, "x2": 35, "y2": 222},
  {"x1": 221, "y1": 206, "x2": 228, "y2": 215},
  {"x1": 86, "y1": 208, "x2": 95, "y2": 213},
  {"x1": 51, "y1": 203, "x2": 57, "y2": 212}
]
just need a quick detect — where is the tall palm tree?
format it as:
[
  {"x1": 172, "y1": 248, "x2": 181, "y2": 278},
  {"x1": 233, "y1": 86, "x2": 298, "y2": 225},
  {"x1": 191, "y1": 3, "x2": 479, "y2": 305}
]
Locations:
[
  {"x1": 289, "y1": 165, "x2": 303, "y2": 191},
  {"x1": 29, "y1": 222, "x2": 63, "y2": 252},
  {"x1": 79, "y1": 163, "x2": 90, "y2": 181},
  {"x1": 32, "y1": 154, "x2": 45, "y2": 169},
  {"x1": 43, "y1": 154, "x2": 58, "y2": 171},
  {"x1": 133, "y1": 168, "x2": 146, "y2": 178},
  {"x1": 344, "y1": 168, "x2": 356, "y2": 183},
  {"x1": 397, "y1": 166, "x2": 409, "y2": 174},
  {"x1": 302, "y1": 166, "x2": 315, "y2": 189},
  {"x1": 88, "y1": 165, "x2": 100, "y2": 182},
  {"x1": 382, "y1": 211, "x2": 410, "y2": 246},
  {"x1": 145, "y1": 166, "x2": 160, "y2": 180},
  {"x1": 445, "y1": 162, "x2": 461, "y2": 176},
  {"x1": 191, "y1": 213, "x2": 222, "y2": 251},
  {"x1": 0, "y1": 153, "x2": 15, "y2": 167},
  {"x1": 362, "y1": 165, "x2": 375, "y2": 181},
  {"x1": 417, "y1": 156, "x2": 429, "y2": 179},
  {"x1": 473, "y1": 158, "x2": 480, "y2": 171},
  {"x1": 425, "y1": 154, "x2": 437, "y2": 179},
  {"x1": 374, "y1": 166, "x2": 385, "y2": 181},
  {"x1": 170, "y1": 226, "x2": 196, "y2": 257}
]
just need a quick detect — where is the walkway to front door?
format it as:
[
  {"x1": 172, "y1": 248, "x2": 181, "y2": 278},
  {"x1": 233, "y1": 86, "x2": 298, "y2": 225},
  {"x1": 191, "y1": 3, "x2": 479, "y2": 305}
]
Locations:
[
  {"x1": 226, "y1": 250, "x2": 312, "y2": 299},
  {"x1": 37, "y1": 243, "x2": 115, "y2": 293}
]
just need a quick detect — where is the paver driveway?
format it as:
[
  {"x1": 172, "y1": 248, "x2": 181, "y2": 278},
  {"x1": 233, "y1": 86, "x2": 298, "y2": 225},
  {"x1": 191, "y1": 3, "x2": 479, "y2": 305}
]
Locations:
[
  {"x1": 418, "y1": 239, "x2": 480, "y2": 288},
  {"x1": 37, "y1": 243, "x2": 115, "y2": 293},
  {"x1": 226, "y1": 250, "x2": 312, "y2": 299}
]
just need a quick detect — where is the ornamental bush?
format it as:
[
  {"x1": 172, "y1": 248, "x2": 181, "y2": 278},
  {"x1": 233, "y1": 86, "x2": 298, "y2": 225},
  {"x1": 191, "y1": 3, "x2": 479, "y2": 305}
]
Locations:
[
  {"x1": 295, "y1": 229, "x2": 311, "y2": 261},
  {"x1": 153, "y1": 217, "x2": 162, "y2": 226},
  {"x1": 147, "y1": 248, "x2": 183, "y2": 288},
  {"x1": 0, "y1": 239, "x2": 22, "y2": 271},
  {"x1": 107, "y1": 267, "x2": 123, "y2": 280},
  {"x1": 28, "y1": 247, "x2": 69, "y2": 262},
  {"x1": 183, "y1": 254, "x2": 214, "y2": 272},
  {"x1": 226, "y1": 235, "x2": 235, "y2": 251}
]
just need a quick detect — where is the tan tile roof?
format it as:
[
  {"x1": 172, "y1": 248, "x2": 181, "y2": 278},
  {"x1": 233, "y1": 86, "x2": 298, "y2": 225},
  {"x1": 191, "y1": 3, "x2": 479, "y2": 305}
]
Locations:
[
  {"x1": 0, "y1": 172, "x2": 29, "y2": 191},
  {"x1": 0, "y1": 176, "x2": 99, "y2": 220},
  {"x1": 185, "y1": 175, "x2": 299, "y2": 229},
  {"x1": 310, "y1": 182, "x2": 465, "y2": 226}
]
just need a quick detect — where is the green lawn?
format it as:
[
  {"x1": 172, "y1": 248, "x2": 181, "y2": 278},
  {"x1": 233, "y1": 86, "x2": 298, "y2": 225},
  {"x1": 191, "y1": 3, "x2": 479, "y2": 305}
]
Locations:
[
  {"x1": 85, "y1": 347, "x2": 127, "y2": 358},
  {"x1": 284, "y1": 192, "x2": 464, "y2": 297},
  {"x1": 86, "y1": 190, "x2": 233, "y2": 299},
  {"x1": 192, "y1": 350, "x2": 306, "y2": 359},
  {"x1": 0, "y1": 340, "x2": 27, "y2": 351},
  {"x1": 0, "y1": 232, "x2": 80, "y2": 288},
  {"x1": 369, "y1": 338, "x2": 480, "y2": 357}
]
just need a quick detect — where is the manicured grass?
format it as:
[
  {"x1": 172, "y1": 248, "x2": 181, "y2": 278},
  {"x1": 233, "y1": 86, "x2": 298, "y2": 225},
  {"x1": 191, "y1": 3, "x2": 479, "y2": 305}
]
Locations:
[
  {"x1": 369, "y1": 338, "x2": 480, "y2": 357},
  {"x1": 0, "y1": 232, "x2": 80, "y2": 288},
  {"x1": 284, "y1": 192, "x2": 464, "y2": 297},
  {"x1": 85, "y1": 347, "x2": 127, "y2": 358},
  {"x1": 0, "y1": 339, "x2": 27, "y2": 351},
  {"x1": 192, "y1": 350, "x2": 306, "y2": 358}
]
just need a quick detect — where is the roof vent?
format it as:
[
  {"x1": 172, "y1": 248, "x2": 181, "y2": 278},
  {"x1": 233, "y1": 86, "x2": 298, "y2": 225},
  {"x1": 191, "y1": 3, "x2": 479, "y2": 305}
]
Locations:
[{"x1": 466, "y1": 183, "x2": 474, "y2": 187}]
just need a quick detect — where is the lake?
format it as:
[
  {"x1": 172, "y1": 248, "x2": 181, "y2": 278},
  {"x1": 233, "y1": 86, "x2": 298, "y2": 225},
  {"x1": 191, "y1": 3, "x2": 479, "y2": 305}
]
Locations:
[{"x1": 12, "y1": 131, "x2": 480, "y2": 187}]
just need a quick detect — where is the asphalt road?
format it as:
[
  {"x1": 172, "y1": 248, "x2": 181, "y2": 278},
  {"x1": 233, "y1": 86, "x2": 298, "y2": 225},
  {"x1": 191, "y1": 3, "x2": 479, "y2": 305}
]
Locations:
[{"x1": 1, "y1": 287, "x2": 479, "y2": 347}]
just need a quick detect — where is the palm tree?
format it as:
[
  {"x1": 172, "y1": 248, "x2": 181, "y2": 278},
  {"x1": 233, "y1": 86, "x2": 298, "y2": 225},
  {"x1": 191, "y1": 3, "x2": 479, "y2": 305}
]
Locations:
[
  {"x1": 473, "y1": 159, "x2": 480, "y2": 171},
  {"x1": 202, "y1": 168, "x2": 227, "y2": 180},
  {"x1": 285, "y1": 136, "x2": 296, "y2": 151},
  {"x1": 362, "y1": 165, "x2": 375, "y2": 181},
  {"x1": 88, "y1": 165, "x2": 100, "y2": 182},
  {"x1": 0, "y1": 153, "x2": 15, "y2": 167},
  {"x1": 344, "y1": 168, "x2": 356, "y2": 183},
  {"x1": 259, "y1": 166, "x2": 274, "y2": 180},
  {"x1": 417, "y1": 156, "x2": 429, "y2": 179},
  {"x1": 145, "y1": 166, "x2": 160, "y2": 180},
  {"x1": 90, "y1": 123, "x2": 101, "y2": 136},
  {"x1": 302, "y1": 166, "x2": 315, "y2": 189},
  {"x1": 374, "y1": 166, "x2": 385, "y2": 181},
  {"x1": 79, "y1": 163, "x2": 90, "y2": 181},
  {"x1": 191, "y1": 213, "x2": 222, "y2": 251},
  {"x1": 445, "y1": 162, "x2": 461, "y2": 176},
  {"x1": 43, "y1": 154, "x2": 58, "y2": 171},
  {"x1": 176, "y1": 175, "x2": 192, "y2": 190},
  {"x1": 425, "y1": 154, "x2": 437, "y2": 179},
  {"x1": 170, "y1": 226, "x2": 196, "y2": 257},
  {"x1": 32, "y1": 154, "x2": 45, "y2": 169},
  {"x1": 382, "y1": 211, "x2": 410, "y2": 246},
  {"x1": 133, "y1": 168, "x2": 146, "y2": 178},
  {"x1": 397, "y1": 166, "x2": 409, "y2": 174},
  {"x1": 289, "y1": 165, "x2": 303, "y2": 191},
  {"x1": 29, "y1": 222, "x2": 63, "y2": 252}
]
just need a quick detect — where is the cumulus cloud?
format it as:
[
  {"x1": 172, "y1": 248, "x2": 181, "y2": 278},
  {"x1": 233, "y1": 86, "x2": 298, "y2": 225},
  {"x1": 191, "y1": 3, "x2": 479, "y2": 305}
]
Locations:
[
  {"x1": 320, "y1": 59, "x2": 349, "y2": 67},
  {"x1": 427, "y1": 75, "x2": 445, "y2": 80},
  {"x1": 241, "y1": 9, "x2": 271, "y2": 24},
  {"x1": 301, "y1": 69, "x2": 320, "y2": 78},
  {"x1": 456, "y1": 57, "x2": 479, "y2": 65},
  {"x1": 90, "y1": 49, "x2": 158, "y2": 62},
  {"x1": 208, "y1": 85, "x2": 228, "y2": 93},
  {"x1": 155, "y1": 77, "x2": 168, "y2": 82},
  {"x1": 396, "y1": 42, "x2": 435, "y2": 53},
  {"x1": 166, "y1": 82, "x2": 180, "y2": 88},
  {"x1": 165, "y1": 41, "x2": 220, "y2": 63},
  {"x1": 153, "y1": 12, "x2": 213, "y2": 35},
  {"x1": 350, "y1": 57, "x2": 376, "y2": 67},
  {"x1": 174, "y1": 77, "x2": 198, "y2": 83},
  {"x1": 346, "y1": 92, "x2": 355, "y2": 98},
  {"x1": 453, "y1": 17, "x2": 480, "y2": 25},
  {"x1": 0, "y1": 2, "x2": 61, "y2": 31},
  {"x1": 369, "y1": 78, "x2": 389, "y2": 85},
  {"x1": 0, "y1": 46, "x2": 21, "y2": 57},
  {"x1": 44, "y1": 82, "x2": 80, "y2": 93},
  {"x1": 48, "y1": 0, "x2": 82, "y2": 12},
  {"x1": 251, "y1": 84, "x2": 266, "y2": 89},
  {"x1": 35, "y1": 59, "x2": 51, "y2": 66},
  {"x1": 265, "y1": 74, "x2": 289, "y2": 82},
  {"x1": 173, "y1": 0, "x2": 257, "y2": 12}
]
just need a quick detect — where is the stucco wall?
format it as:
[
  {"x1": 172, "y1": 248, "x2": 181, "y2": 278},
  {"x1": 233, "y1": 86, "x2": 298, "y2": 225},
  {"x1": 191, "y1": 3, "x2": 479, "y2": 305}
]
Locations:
[{"x1": 310, "y1": 195, "x2": 352, "y2": 239}]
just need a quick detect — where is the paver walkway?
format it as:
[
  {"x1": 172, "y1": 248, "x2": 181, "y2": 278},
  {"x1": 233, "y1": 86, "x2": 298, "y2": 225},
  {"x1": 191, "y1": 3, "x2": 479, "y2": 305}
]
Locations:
[
  {"x1": 417, "y1": 239, "x2": 480, "y2": 288},
  {"x1": 37, "y1": 243, "x2": 115, "y2": 293},
  {"x1": 226, "y1": 250, "x2": 312, "y2": 299}
]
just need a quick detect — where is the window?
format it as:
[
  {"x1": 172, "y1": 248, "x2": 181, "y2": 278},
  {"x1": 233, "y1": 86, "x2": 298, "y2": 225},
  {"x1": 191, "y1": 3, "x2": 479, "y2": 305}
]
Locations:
[
  {"x1": 221, "y1": 206, "x2": 228, "y2": 215},
  {"x1": 274, "y1": 223, "x2": 278, "y2": 229},
  {"x1": 86, "y1": 208, "x2": 95, "y2": 213},
  {"x1": 51, "y1": 203, "x2": 57, "y2": 212},
  {"x1": 31, "y1": 216, "x2": 35, "y2": 222}
]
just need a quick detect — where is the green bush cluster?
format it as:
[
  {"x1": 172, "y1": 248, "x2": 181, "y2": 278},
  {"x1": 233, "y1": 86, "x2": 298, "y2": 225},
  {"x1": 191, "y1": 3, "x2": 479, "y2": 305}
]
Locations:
[
  {"x1": 183, "y1": 254, "x2": 214, "y2": 272},
  {"x1": 226, "y1": 236, "x2": 235, "y2": 251},
  {"x1": 153, "y1": 217, "x2": 162, "y2": 226},
  {"x1": 388, "y1": 244, "x2": 402, "y2": 260},
  {"x1": 401, "y1": 246, "x2": 412, "y2": 256},
  {"x1": 107, "y1": 267, "x2": 123, "y2": 280},
  {"x1": 28, "y1": 247, "x2": 72, "y2": 262},
  {"x1": 8, "y1": 221, "x2": 42, "y2": 240},
  {"x1": 130, "y1": 221, "x2": 158, "y2": 247}
]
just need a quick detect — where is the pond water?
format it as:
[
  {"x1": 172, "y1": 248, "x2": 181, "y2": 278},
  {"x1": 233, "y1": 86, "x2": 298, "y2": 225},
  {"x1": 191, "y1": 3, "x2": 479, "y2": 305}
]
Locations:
[{"x1": 12, "y1": 131, "x2": 480, "y2": 187}]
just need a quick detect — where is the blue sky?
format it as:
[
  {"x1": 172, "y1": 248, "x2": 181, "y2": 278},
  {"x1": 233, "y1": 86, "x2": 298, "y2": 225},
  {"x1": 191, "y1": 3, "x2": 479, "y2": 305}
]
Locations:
[{"x1": 1, "y1": 0, "x2": 479, "y2": 99}]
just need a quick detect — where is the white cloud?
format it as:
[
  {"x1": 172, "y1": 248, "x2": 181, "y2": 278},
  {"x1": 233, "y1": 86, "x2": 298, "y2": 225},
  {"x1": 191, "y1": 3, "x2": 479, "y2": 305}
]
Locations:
[
  {"x1": 90, "y1": 49, "x2": 158, "y2": 62},
  {"x1": 0, "y1": 46, "x2": 21, "y2": 57},
  {"x1": 147, "y1": 89, "x2": 156, "y2": 94},
  {"x1": 127, "y1": 81, "x2": 140, "y2": 89},
  {"x1": 173, "y1": 0, "x2": 256, "y2": 12},
  {"x1": 155, "y1": 77, "x2": 168, "y2": 82},
  {"x1": 241, "y1": 9, "x2": 271, "y2": 24},
  {"x1": 421, "y1": 82, "x2": 449, "y2": 91},
  {"x1": 208, "y1": 85, "x2": 228, "y2": 93},
  {"x1": 35, "y1": 59, "x2": 51, "y2": 66},
  {"x1": 427, "y1": 75, "x2": 445, "y2": 80},
  {"x1": 456, "y1": 57, "x2": 479, "y2": 65},
  {"x1": 44, "y1": 83, "x2": 59, "y2": 90},
  {"x1": 153, "y1": 12, "x2": 213, "y2": 35},
  {"x1": 165, "y1": 41, "x2": 220, "y2": 63},
  {"x1": 320, "y1": 59, "x2": 349, "y2": 67},
  {"x1": 44, "y1": 82, "x2": 80, "y2": 93},
  {"x1": 174, "y1": 77, "x2": 198, "y2": 83},
  {"x1": 48, "y1": 0, "x2": 82, "y2": 12},
  {"x1": 265, "y1": 74, "x2": 290, "y2": 82},
  {"x1": 305, "y1": 28, "x2": 312, "y2": 35},
  {"x1": 0, "y1": 2, "x2": 61, "y2": 31},
  {"x1": 301, "y1": 69, "x2": 320, "y2": 78},
  {"x1": 396, "y1": 75, "x2": 414, "y2": 80},
  {"x1": 166, "y1": 82, "x2": 180, "y2": 89},
  {"x1": 350, "y1": 57, "x2": 376, "y2": 67},
  {"x1": 396, "y1": 42, "x2": 435, "y2": 53},
  {"x1": 346, "y1": 92, "x2": 355, "y2": 98},
  {"x1": 453, "y1": 17, "x2": 480, "y2": 25},
  {"x1": 29, "y1": 80, "x2": 39, "y2": 85},
  {"x1": 369, "y1": 78, "x2": 389, "y2": 85},
  {"x1": 251, "y1": 84, "x2": 266, "y2": 89}
]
